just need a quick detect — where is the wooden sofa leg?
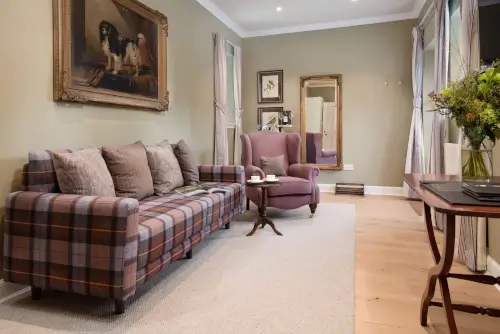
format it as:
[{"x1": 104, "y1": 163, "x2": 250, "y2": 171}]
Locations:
[
  {"x1": 246, "y1": 197, "x2": 250, "y2": 210},
  {"x1": 114, "y1": 300, "x2": 125, "y2": 314},
  {"x1": 186, "y1": 249, "x2": 193, "y2": 259},
  {"x1": 31, "y1": 287, "x2": 42, "y2": 300},
  {"x1": 309, "y1": 204, "x2": 318, "y2": 214},
  {"x1": 225, "y1": 221, "x2": 231, "y2": 229}
]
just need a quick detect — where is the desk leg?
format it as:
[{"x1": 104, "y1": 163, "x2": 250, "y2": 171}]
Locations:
[{"x1": 420, "y1": 204, "x2": 457, "y2": 333}]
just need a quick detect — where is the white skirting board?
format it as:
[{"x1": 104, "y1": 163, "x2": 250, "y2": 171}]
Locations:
[
  {"x1": 487, "y1": 256, "x2": 500, "y2": 293},
  {"x1": 319, "y1": 184, "x2": 404, "y2": 196}
]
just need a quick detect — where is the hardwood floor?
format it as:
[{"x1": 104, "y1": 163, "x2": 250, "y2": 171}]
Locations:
[{"x1": 324, "y1": 193, "x2": 500, "y2": 333}]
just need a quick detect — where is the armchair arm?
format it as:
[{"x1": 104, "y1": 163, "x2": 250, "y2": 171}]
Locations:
[
  {"x1": 198, "y1": 165, "x2": 245, "y2": 184},
  {"x1": 288, "y1": 163, "x2": 320, "y2": 182},
  {"x1": 3, "y1": 191, "x2": 139, "y2": 301}
]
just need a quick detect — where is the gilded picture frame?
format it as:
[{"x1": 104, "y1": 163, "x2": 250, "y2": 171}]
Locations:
[{"x1": 53, "y1": 0, "x2": 169, "y2": 111}]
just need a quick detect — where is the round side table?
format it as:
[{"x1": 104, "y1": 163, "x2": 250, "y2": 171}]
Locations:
[{"x1": 245, "y1": 181, "x2": 282, "y2": 236}]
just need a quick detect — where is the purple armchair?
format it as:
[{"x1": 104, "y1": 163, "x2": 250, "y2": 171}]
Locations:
[{"x1": 241, "y1": 131, "x2": 320, "y2": 214}]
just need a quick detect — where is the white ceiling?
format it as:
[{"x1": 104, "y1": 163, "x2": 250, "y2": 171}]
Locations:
[{"x1": 197, "y1": 0, "x2": 426, "y2": 38}]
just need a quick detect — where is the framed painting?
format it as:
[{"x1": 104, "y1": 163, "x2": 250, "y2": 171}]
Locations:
[
  {"x1": 258, "y1": 107, "x2": 283, "y2": 132},
  {"x1": 257, "y1": 70, "x2": 283, "y2": 103},
  {"x1": 53, "y1": 0, "x2": 169, "y2": 111}
]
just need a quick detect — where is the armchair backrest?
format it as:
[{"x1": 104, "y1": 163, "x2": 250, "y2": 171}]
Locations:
[{"x1": 241, "y1": 131, "x2": 301, "y2": 170}]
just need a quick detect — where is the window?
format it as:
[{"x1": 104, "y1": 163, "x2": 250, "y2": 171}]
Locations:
[{"x1": 226, "y1": 42, "x2": 236, "y2": 128}]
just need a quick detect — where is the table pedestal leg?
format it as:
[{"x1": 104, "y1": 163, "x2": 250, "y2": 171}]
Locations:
[
  {"x1": 246, "y1": 187, "x2": 283, "y2": 236},
  {"x1": 420, "y1": 203, "x2": 458, "y2": 334}
]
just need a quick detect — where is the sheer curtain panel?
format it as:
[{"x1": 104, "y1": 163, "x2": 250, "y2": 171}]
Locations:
[
  {"x1": 404, "y1": 26, "x2": 425, "y2": 199},
  {"x1": 233, "y1": 45, "x2": 243, "y2": 165},
  {"x1": 429, "y1": 0, "x2": 450, "y2": 230},
  {"x1": 214, "y1": 33, "x2": 229, "y2": 165}
]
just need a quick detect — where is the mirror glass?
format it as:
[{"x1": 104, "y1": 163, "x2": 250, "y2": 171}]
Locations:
[{"x1": 300, "y1": 75, "x2": 342, "y2": 169}]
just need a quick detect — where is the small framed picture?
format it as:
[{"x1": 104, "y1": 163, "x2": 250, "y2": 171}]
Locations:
[
  {"x1": 257, "y1": 70, "x2": 283, "y2": 104},
  {"x1": 258, "y1": 107, "x2": 283, "y2": 132}
]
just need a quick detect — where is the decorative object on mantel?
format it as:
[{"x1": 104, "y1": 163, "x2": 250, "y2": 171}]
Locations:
[
  {"x1": 429, "y1": 61, "x2": 500, "y2": 182},
  {"x1": 335, "y1": 183, "x2": 365, "y2": 196},
  {"x1": 53, "y1": 0, "x2": 169, "y2": 111},
  {"x1": 257, "y1": 70, "x2": 283, "y2": 104},
  {"x1": 257, "y1": 107, "x2": 283, "y2": 132}
]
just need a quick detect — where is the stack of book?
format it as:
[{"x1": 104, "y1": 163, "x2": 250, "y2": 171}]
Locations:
[{"x1": 462, "y1": 182, "x2": 500, "y2": 202}]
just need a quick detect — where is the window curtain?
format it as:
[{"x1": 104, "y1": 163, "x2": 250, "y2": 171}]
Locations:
[
  {"x1": 214, "y1": 33, "x2": 229, "y2": 165},
  {"x1": 456, "y1": 0, "x2": 486, "y2": 272},
  {"x1": 429, "y1": 0, "x2": 450, "y2": 230},
  {"x1": 233, "y1": 45, "x2": 243, "y2": 165},
  {"x1": 404, "y1": 26, "x2": 425, "y2": 199}
]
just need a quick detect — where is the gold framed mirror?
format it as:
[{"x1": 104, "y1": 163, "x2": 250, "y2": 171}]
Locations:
[{"x1": 300, "y1": 74, "x2": 342, "y2": 170}]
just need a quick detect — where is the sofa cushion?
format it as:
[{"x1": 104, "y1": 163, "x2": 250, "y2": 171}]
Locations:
[
  {"x1": 52, "y1": 147, "x2": 116, "y2": 197},
  {"x1": 267, "y1": 176, "x2": 312, "y2": 197},
  {"x1": 260, "y1": 155, "x2": 287, "y2": 176},
  {"x1": 102, "y1": 142, "x2": 154, "y2": 199},
  {"x1": 136, "y1": 182, "x2": 243, "y2": 269},
  {"x1": 145, "y1": 140, "x2": 184, "y2": 196},
  {"x1": 172, "y1": 139, "x2": 200, "y2": 186}
]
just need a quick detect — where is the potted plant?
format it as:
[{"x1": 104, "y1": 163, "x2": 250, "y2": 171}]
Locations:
[{"x1": 430, "y1": 61, "x2": 500, "y2": 181}]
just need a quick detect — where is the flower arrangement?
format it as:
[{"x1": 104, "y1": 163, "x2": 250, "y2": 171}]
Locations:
[{"x1": 430, "y1": 61, "x2": 500, "y2": 179}]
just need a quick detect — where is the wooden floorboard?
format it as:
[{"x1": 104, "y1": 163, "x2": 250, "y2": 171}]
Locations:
[{"x1": 324, "y1": 193, "x2": 500, "y2": 333}]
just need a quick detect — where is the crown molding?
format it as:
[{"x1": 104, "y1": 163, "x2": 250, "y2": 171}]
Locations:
[
  {"x1": 196, "y1": 0, "x2": 246, "y2": 37},
  {"x1": 197, "y1": 0, "x2": 421, "y2": 39},
  {"x1": 245, "y1": 12, "x2": 418, "y2": 37}
]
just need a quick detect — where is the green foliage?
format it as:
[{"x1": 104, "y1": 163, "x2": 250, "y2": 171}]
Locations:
[{"x1": 430, "y1": 61, "x2": 500, "y2": 149}]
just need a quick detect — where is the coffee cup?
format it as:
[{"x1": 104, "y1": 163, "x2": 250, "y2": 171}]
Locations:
[
  {"x1": 266, "y1": 175, "x2": 276, "y2": 181},
  {"x1": 251, "y1": 175, "x2": 260, "y2": 182}
]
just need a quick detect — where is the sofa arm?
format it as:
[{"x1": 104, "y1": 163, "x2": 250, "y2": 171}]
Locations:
[
  {"x1": 288, "y1": 164, "x2": 320, "y2": 182},
  {"x1": 198, "y1": 165, "x2": 245, "y2": 184},
  {"x1": 3, "y1": 191, "x2": 139, "y2": 302}
]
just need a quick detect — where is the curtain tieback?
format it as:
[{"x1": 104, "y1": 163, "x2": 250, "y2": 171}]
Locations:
[
  {"x1": 413, "y1": 97, "x2": 423, "y2": 108},
  {"x1": 214, "y1": 101, "x2": 227, "y2": 113}
]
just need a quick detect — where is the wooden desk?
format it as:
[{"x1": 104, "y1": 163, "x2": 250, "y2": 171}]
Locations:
[{"x1": 404, "y1": 174, "x2": 500, "y2": 334}]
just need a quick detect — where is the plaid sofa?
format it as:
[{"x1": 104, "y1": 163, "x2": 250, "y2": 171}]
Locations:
[{"x1": 4, "y1": 150, "x2": 245, "y2": 314}]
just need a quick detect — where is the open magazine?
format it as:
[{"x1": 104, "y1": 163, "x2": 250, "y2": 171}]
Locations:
[{"x1": 174, "y1": 184, "x2": 231, "y2": 197}]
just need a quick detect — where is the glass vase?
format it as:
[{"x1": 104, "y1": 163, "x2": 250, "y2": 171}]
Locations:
[{"x1": 461, "y1": 138, "x2": 493, "y2": 182}]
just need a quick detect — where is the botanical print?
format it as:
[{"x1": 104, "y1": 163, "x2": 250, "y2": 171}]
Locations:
[
  {"x1": 262, "y1": 75, "x2": 279, "y2": 98},
  {"x1": 257, "y1": 70, "x2": 283, "y2": 103},
  {"x1": 258, "y1": 108, "x2": 283, "y2": 132},
  {"x1": 53, "y1": 0, "x2": 168, "y2": 111}
]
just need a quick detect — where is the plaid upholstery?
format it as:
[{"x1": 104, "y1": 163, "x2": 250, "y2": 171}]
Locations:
[
  {"x1": 22, "y1": 149, "x2": 77, "y2": 193},
  {"x1": 7, "y1": 150, "x2": 246, "y2": 303},
  {"x1": 3, "y1": 192, "x2": 139, "y2": 301},
  {"x1": 136, "y1": 182, "x2": 244, "y2": 285},
  {"x1": 198, "y1": 165, "x2": 245, "y2": 184}
]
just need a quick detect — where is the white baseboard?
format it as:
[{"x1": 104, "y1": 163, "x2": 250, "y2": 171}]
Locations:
[
  {"x1": 486, "y1": 256, "x2": 500, "y2": 293},
  {"x1": 319, "y1": 184, "x2": 404, "y2": 197}
]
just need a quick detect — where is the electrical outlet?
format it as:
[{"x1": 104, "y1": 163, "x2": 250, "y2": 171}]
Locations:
[{"x1": 343, "y1": 164, "x2": 354, "y2": 171}]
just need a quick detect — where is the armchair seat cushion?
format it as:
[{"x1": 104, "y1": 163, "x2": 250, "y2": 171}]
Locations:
[{"x1": 268, "y1": 176, "x2": 312, "y2": 197}]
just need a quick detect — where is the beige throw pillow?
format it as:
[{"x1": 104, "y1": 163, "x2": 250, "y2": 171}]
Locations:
[
  {"x1": 172, "y1": 139, "x2": 199, "y2": 186},
  {"x1": 102, "y1": 142, "x2": 154, "y2": 199},
  {"x1": 145, "y1": 140, "x2": 184, "y2": 196},
  {"x1": 260, "y1": 155, "x2": 287, "y2": 176},
  {"x1": 52, "y1": 147, "x2": 116, "y2": 197}
]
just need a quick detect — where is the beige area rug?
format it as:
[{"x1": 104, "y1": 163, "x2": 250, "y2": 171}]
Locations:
[{"x1": 0, "y1": 203, "x2": 355, "y2": 334}]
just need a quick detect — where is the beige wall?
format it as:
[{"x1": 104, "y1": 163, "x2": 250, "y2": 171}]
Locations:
[
  {"x1": 242, "y1": 20, "x2": 415, "y2": 186},
  {"x1": 0, "y1": 0, "x2": 240, "y2": 271}
]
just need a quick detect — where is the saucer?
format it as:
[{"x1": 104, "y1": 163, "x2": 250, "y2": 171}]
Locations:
[
  {"x1": 247, "y1": 179, "x2": 264, "y2": 184},
  {"x1": 265, "y1": 179, "x2": 279, "y2": 182}
]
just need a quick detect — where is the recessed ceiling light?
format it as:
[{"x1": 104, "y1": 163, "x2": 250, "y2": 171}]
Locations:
[{"x1": 276, "y1": 6, "x2": 283, "y2": 12}]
